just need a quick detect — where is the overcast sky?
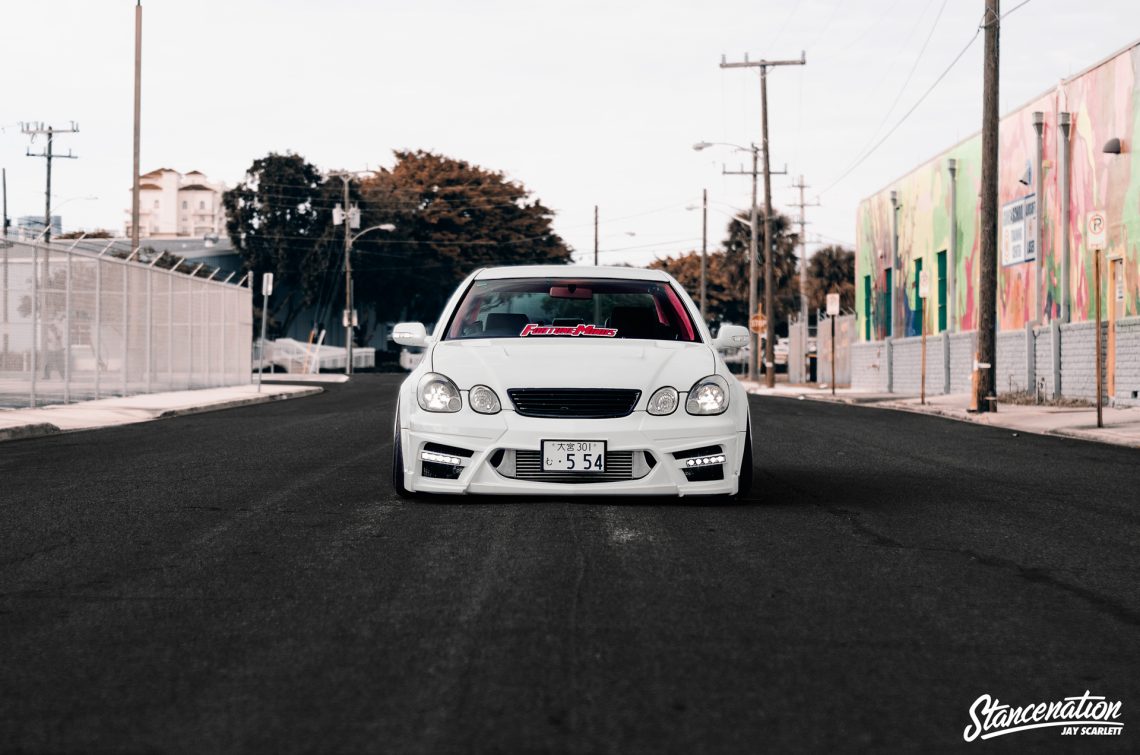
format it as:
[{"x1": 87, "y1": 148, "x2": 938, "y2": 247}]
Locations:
[{"x1": 2, "y1": 0, "x2": 1137, "y2": 266}]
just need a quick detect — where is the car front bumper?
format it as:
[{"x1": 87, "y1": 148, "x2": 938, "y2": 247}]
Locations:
[{"x1": 399, "y1": 409, "x2": 746, "y2": 497}]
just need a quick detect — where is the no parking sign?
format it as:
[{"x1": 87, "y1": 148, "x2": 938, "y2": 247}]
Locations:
[{"x1": 1088, "y1": 211, "x2": 1107, "y2": 251}]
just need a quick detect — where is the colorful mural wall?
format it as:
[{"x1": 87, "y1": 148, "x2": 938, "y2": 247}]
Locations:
[{"x1": 856, "y1": 41, "x2": 1140, "y2": 340}]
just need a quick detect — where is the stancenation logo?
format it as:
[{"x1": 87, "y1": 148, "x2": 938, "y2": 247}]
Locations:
[{"x1": 963, "y1": 691, "x2": 1124, "y2": 741}]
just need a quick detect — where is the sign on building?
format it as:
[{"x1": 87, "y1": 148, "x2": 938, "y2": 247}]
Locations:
[{"x1": 1001, "y1": 194, "x2": 1036, "y2": 266}]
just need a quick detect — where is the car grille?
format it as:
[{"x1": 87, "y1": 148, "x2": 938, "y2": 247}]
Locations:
[
  {"x1": 507, "y1": 388, "x2": 641, "y2": 419},
  {"x1": 510, "y1": 450, "x2": 635, "y2": 483}
]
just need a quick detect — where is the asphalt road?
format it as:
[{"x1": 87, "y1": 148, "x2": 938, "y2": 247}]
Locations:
[{"x1": 2, "y1": 374, "x2": 1137, "y2": 753}]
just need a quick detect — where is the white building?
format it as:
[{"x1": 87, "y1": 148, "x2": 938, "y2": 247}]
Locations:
[{"x1": 124, "y1": 168, "x2": 227, "y2": 239}]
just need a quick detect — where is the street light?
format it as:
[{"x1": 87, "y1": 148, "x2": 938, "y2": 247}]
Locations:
[
  {"x1": 337, "y1": 215, "x2": 396, "y2": 376},
  {"x1": 694, "y1": 140, "x2": 762, "y2": 382},
  {"x1": 349, "y1": 223, "x2": 397, "y2": 243}
]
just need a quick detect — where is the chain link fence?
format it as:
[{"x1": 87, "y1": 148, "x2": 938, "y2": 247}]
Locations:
[{"x1": 1, "y1": 239, "x2": 252, "y2": 408}]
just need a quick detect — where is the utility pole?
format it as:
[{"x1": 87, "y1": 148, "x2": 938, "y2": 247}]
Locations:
[
  {"x1": 330, "y1": 172, "x2": 363, "y2": 375},
  {"x1": 344, "y1": 175, "x2": 352, "y2": 374},
  {"x1": 723, "y1": 148, "x2": 760, "y2": 382},
  {"x1": 594, "y1": 205, "x2": 599, "y2": 265},
  {"x1": 721, "y1": 51, "x2": 806, "y2": 388},
  {"x1": 724, "y1": 150, "x2": 786, "y2": 383},
  {"x1": 700, "y1": 188, "x2": 707, "y2": 320},
  {"x1": 2, "y1": 167, "x2": 8, "y2": 240},
  {"x1": 2, "y1": 168, "x2": 7, "y2": 359},
  {"x1": 22, "y1": 122, "x2": 79, "y2": 243},
  {"x1": 975, "y1": 0, "x2": 999, "y2": 413},
  {"x1": 131, "y1": 0, "x2": 142, "y2": 255},
  {"x1": 790, "y1": 175, "x2": 820, "y2": 326},
  {"x1": 791, "y1": 176, "x2": 819, "y2": 385}
]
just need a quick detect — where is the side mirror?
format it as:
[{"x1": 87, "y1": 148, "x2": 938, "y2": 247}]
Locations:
[
  {"x1": 392, "y1": 321, "x2": 429, "y2": 348},
  {"x1": 713, "y1": 324, "x2": 750, "y2": 352}
]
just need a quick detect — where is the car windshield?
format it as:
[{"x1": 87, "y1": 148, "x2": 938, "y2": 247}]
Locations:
[{"x1": 444, "y1": 277, "x2": 700, "y2": 342}]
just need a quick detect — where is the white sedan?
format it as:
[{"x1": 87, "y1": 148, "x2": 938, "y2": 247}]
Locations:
[{"x1": 390, "y1": 265, "x2": 754, "y2": 498}]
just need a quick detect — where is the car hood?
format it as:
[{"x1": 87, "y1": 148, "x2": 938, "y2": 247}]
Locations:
[{"x1": 431, "y1": 338, "x2": 714, "y2": 392}]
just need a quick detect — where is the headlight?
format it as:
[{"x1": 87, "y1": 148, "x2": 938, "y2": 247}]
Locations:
[
  {"x1": 647, "y1": 386, "x2": 679, "y2": 416},
  {"x1": 417, "y1": 372, "x2": 461, "y2": 412},
  {"x1": 685, "y1": 375, "x2": 730, "y2": 415},
  {"x1": 468, "y1": 384, "x2": 501, "y2": 414}
]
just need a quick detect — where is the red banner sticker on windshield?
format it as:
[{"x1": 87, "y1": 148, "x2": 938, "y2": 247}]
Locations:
[{"x1": 520, "y1": 323, "x2": 617, "y2": 338}]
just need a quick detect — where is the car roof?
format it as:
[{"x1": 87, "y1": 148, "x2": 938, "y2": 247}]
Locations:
[{"x1": 473, "y1": 265, "x2": 673, "y2": 282}]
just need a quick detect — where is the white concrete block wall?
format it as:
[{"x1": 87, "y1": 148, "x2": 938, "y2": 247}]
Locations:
[
  {"x1": 851, "y1": 341, "x2": 889, "y2": 391},
  {"x1": 891, "y1": 336, "x2": 929, "y2": 395},
  {"x1": 859, "y1": 319, "x2": 1140, "y2": 402},
  {"x1": 995, "y1": 330, "x2": 1028, "y2": 394},
  {"x1": 926, "y1": 336, "x2": 946, "y2": 395},
  {"x1": 1114, "y1": 317, "x2": 1140, "y2": 403},
  {"x1": 1059, "y1": 322, "x2": 1108, "y2": 401},
  {"x1": 1033, "y1": 326, "x2": 1054, "y2": 397},
  {"x1": 949, "y1": 332, "x2": 977, "y2": 394}
]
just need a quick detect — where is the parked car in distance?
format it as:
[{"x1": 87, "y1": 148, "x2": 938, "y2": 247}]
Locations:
[
  {"x1": 399, "y1": 346, "x2": 424, "y2": 371},
  {"x1": 774, "y1": 337, "x2": 789, "y2": 368}
]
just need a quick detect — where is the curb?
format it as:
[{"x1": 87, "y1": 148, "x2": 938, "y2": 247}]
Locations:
[
  {"x1": 1049, "y1": 427, "x2": 1140, "y2": 450},
  {"x1": 751, "y1": 390, "x2": 1140, "y2": 451},
  {"x1": 156, "y1": 387, "x2": 324, "y2": 419},
  {"x1": 0, "y1": 422, "x2": 61, "y2": 443},
  {"x1": 0, "y1": 387, "x2": 323, "y2": 443}
]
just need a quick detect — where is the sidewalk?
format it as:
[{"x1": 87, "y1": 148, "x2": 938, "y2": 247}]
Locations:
[
  {"x1": 259, "y1": 373, "x2": 351, "y2": 384},
  {"x1": 0, "y1": 383, "x2": 323, "y2": 442},
  {"x1": 740, "y1": 379, "x2": 1140, "y2": 450}
]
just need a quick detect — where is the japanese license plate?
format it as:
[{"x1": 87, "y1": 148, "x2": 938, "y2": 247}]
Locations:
[{"x1": 542, "y1": 440, "x2": 606, "y2": 472}]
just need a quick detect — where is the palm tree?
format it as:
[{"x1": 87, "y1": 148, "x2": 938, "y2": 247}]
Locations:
[
  {"x1": 806, "y1": 245, "x2": 855, "y2": 313},
  {"x1": 719, "y1": 209, "x2": 799, "y2": 326}
]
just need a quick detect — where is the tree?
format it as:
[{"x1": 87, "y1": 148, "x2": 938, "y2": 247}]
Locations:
[
  {"x1": 223, "y1": 149, "x2": 573, "y2": 344},
  {"x1": 649, "y1": 250, "x2": 733, "y2": 323},
  {"x1": 719, "y1": 209, "x2": 799, "y2": 330},
  {"x1": 651, "y1": 209, "x2": 799, "y2": 331},
  {"x1": 57, "y1": 229, "x2": 114, "y2": 239},
  {"x1": 222, "y1": 153, "x2": 335, "y2": 336},
  {"x1": 805, "y1": 245, "x2": 855, "y2": 313},
  {"x1": 355, "y1": 150, "x2": 572, "y2": 326}
]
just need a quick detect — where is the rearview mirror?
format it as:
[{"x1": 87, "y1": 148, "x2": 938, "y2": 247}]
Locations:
[
  {"x1": 713, "y1": 324, "x2": 750, "y2": 352},
  {"x1": 549, "y1": 285, "x2": 593, "y2": 299},
  {"x1": 392, "y1": 321, "x2": 428, "y2": 347}
]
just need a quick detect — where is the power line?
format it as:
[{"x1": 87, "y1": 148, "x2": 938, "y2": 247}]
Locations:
[
  {"x1": 763, "y1": 0, "x2": 806, "y2": 52},
  {"x1": 837, "y1": 0, "x2": 909, "y2": 54},
  {"x1": 819, "y1": 23, "x2": 982, "y2": 195},
  {"x1": 802, "y1": 0, "x2": 844, "y2": 52},
  {"x1": 1001, "y1": 0, "x2": 1034, "y2": 19},
  {"x1": 846, "y1": 0, "x2": 949, "y2": 169},
  {"x1": 242, "y1": 185, "x2": 691, "y2": 229}
]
